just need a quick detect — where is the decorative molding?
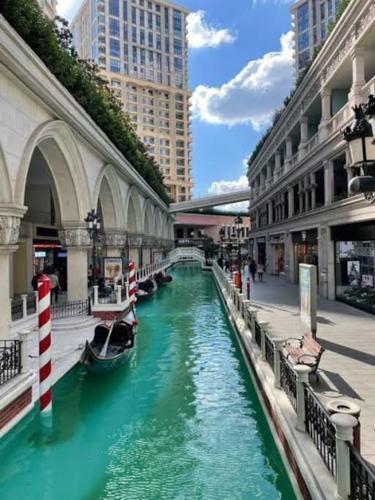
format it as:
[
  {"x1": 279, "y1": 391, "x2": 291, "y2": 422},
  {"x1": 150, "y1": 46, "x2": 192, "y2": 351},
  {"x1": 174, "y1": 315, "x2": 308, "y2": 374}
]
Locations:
[
  {"x1": 58, "y1": 228, "x2": 91, "y2": 247},
  {"x1": 105, "y1": 230, "x2": 127, "y2": 247},
  {"x1": 0, "y1": 216, "x2": 21, "y2": 245}
]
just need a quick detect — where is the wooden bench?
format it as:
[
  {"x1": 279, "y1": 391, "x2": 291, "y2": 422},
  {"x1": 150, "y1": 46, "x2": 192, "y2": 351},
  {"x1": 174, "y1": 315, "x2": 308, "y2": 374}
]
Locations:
[{"x1": 283, "y1": 333, "x2": 325, "y2": 376}]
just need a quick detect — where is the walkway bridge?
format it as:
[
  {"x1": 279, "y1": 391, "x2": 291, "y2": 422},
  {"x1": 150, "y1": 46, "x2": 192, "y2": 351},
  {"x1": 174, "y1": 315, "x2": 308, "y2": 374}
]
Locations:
[{"x1": 168, "y1": 190, "x2": 251, "y2": 214}]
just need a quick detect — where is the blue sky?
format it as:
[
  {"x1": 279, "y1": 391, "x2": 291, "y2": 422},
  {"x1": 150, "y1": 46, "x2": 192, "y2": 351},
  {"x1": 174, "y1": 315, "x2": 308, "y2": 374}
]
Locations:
[{"x1": 58, "y1": 0, "x2": 293, "y2": 200}]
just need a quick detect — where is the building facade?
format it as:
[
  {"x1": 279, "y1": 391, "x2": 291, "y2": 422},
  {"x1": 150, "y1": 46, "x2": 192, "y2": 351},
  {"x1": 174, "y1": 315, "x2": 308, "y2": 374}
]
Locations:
[
  {"x1": 71, "y1": 0, "x2": 192, "y2": 202},
  {"x1": 248, "y1": 0, "x2": 375, "y2": 314},
  {"x1": 37, "y1": 0, "x2": 57, "y2": 19},
  {"x1": 291, "y1": 0, "x2": 341, "y2": 74}
]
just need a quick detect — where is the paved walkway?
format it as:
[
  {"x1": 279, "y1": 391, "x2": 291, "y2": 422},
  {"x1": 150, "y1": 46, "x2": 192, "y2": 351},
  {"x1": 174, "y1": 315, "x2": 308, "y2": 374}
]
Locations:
[{"x1": 246, "y1": 273, "x2": 375, "y2": 465}]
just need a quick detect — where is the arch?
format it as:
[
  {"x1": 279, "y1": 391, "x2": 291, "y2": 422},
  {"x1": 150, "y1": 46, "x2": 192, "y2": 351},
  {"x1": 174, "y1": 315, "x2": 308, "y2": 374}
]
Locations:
[
  {"x1": 125, "y1": 186, "x2": 142, "y2": 233},
  {"x1": 93, "y1": 165, "x2": 124, "y2": 229},
  {"x1": 143, "y1": 200, "x2": 154, "y2": 236},
  {"x1": 15, "y1": 120, "x2": 90, "y2": 222},
  {"x1": 0, "y1": 142, "x2": 12, "y2": 203}
]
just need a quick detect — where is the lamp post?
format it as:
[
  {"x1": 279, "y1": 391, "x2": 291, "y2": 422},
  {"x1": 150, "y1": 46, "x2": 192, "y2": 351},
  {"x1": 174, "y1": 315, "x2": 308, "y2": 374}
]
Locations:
[
  {"x1": 343, "y1": 97, "x2": 375, "y2": 202},
  {"x1": 85, "y1": 209, "x2": 101, "y2": 286},
  {"x1": 235, "y1": 215, "x2": 243, "y2": 292}
]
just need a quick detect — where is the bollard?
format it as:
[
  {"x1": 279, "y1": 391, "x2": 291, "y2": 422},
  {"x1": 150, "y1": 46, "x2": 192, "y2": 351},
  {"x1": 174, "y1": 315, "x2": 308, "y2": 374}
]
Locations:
[
  {"x1": 38, "y1": 274, "x2": 52, "y2": 414},
  {"x1": 331, "y1": 413, "x2": 358, "y2": 500},
  {"x1": 273, "y1": 339, "x2": 285, "y2": 389},
  {"x1": 250, "y1": 310, "x2": 258, "y2": 341},
  {"x1": 294, "y1": 365, "x2": 312, "y2": 432},
  {"x1": 246, "y1": 277, "x2": 251, "y2": 300},
  {"x1": 259, "y1": 321, "x2": 269, "y2": 360},
  {"x1": 21, "y1": 294, "x2": 28, "y2": 319}
]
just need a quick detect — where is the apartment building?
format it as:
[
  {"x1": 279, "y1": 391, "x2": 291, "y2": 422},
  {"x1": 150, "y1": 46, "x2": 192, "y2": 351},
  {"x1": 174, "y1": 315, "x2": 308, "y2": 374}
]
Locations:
[
  {"x1": 291, "y1": 0, "x2": 341, "y2": 74},
  {"x1": 248, "y1": 0, "x2": 375, "y2": 314},
  {"x1": 71, "y1": 0, "x2": 192, "y2": 202},
  {"x1": 37, "y1": 0, "x2": 57, "y2": 19}
]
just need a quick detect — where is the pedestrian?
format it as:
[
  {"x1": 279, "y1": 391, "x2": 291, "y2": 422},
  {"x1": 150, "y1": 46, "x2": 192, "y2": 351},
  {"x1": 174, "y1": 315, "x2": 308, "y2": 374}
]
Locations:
[
  {"x1": 257, "y1": 262, "x2": 265, "y2": 282},
  {"x1": 224, "y1": 259, "x2": 230, "y2": 273},
  {"x1": 46, "y1": 266, "x2": 61, "y2": 304},
  {"x1": 249, "y1": 259, "x2": 257, "y2": 282}
]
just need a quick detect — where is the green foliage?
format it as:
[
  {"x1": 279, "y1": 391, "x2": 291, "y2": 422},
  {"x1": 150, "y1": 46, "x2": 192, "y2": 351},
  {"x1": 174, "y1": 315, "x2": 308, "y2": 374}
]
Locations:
[
  {"x1": 0, "y1": 0, "x2": 170, "y2": 204},
  {"x1": 247, "y1": 0, "x2": 352, "y2": 171}
]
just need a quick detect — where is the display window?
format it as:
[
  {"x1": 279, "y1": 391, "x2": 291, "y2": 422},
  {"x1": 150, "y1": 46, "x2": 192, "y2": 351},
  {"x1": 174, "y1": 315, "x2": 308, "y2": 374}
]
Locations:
[{"x1": 335, "y1": 241, "x2": 375, "y2": 313}]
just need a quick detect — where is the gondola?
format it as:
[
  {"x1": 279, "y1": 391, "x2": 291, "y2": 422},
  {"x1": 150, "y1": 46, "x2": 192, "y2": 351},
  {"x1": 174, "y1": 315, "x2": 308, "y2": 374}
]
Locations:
[
  {"x1": 155, "y1": 271, "x2": 173, "y2": 285},
  {"x1": 135, "y1": 278, "x2": 158, "y2": 301},
  {"x1": 82, "y1": 310, "x2": 137, "y2": 373}
]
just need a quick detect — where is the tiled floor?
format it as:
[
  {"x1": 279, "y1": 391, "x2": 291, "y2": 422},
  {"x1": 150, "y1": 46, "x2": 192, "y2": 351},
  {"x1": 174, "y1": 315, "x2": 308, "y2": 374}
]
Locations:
[{"x1": 246, "y1": 273, "x2": 375, "y2": 465}]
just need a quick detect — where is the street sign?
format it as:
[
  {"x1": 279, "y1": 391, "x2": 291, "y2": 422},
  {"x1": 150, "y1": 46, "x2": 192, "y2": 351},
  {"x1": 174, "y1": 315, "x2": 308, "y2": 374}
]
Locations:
[{"x1": 299, "y1": 264, "x2": 317, "y2": 338}]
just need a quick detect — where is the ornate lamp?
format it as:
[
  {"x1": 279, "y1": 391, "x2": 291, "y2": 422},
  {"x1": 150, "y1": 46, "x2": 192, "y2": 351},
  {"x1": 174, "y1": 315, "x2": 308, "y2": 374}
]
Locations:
[
  {"x1": 85, "y1": 209, "x2": 101, "y2": 285},
  {"x1": 343, "y1": 100, "x2": 375, "y2": 200}
]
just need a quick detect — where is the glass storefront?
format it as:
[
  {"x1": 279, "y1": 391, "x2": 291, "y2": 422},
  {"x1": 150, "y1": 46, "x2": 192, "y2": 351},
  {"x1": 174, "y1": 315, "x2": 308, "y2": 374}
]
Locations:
[
  {"x1": 335, "y1": 240, "x2": 375, "y2": 313},
  {"x1": 292, "y1": 229, "x2": 318, "y2": 283}
]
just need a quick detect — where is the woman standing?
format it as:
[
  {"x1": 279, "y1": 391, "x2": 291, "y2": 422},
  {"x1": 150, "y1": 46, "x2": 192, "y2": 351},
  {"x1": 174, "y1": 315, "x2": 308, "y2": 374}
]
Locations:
[{"x1": 257, "y1": 262, "x2": 265, "y2": 282}]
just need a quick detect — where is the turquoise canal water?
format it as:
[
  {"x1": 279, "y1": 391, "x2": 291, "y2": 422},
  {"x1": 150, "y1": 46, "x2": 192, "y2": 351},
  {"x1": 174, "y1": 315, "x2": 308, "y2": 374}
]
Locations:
[{"x1": 0, "y1": 264, "x2": 296, "y2": 500}]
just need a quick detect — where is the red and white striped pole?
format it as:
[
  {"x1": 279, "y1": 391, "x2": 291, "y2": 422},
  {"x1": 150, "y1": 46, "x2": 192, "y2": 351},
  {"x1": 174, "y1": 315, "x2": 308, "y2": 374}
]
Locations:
[
  {"x1": 38, "y1": 274, "x2": 52, "y2": 414},
  {"x1": 128, "y1": 259, "x2": 136, "y2": 308}
]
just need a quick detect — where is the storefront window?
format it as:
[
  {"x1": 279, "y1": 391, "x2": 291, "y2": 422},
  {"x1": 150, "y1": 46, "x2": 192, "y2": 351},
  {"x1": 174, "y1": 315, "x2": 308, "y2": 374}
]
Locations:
[{"x1": 335, "y1": 241, "x2": 375, "y2": 313}]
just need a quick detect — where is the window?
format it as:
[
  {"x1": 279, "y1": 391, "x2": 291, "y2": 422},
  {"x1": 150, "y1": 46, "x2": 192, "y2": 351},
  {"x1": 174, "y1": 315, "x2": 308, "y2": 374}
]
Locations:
[
  {"x1": 297, "y1": 3, "x2": 309, "y2": 32},
  {"x1": 148, "y1": 32, "x2": 153, "y2": 48},
  {"x1": 110, "y1": 58, "x2": 121, "y2": 73},
  {"x1": 132, "y1": 45, "x2": 137, "y2": 63},
  {"x1": 140, "y1": 9, "x2": 145, "y2": 26},
  {"x1": 140, "y1": 29, "x2": 145, "y2": 45},
  {"x1": 176, "y1": 149, "x2": 184, "y2": 157},
  {"x1": 174, "y1": 57, "x2": 183, "y2": 71},
  {"x1": 175, "y1": 94, "x2": 184, "y2": 102},
  {"x1": 109, "y1": 18, "x2": 120, "y2": 37},
  {"x1": 156, "y1": 34, "x2": 161, "y2": 50},
  {"x1": 109, "y1": 0, "x2": 119, "y2": 17},
  {"x1": 164, "y1": 7, "x2": 169, "y2": 29},
  {"x1": 123, "y1": 0, "x2": 128, "y2": 20},
  {"x1": 132, "y1": 26, "x2": 137, "y2": 43},
  {"x1": 176, "y1": 140, "x2": 184, "y2": 148},
  {"x1": 156, "y1": 14, "x2": 161, "y2": 32},
  {"x1": 173, "y1": 9, "x2": 182, "y2": 36},
  {"x1": 148, "y1": 12, "x2": 153, "y2": 30},
  {"x1": 175, "y1": 112, "x2": 184, "y2": 120},
  {"x1": 140, "y1": 48, "x2": 146, "y2": 65},
  {"x1": 123, "y1": 23, "x2": 128, "y2": 39},
  {"x1": 131, "y1": 6, "x2": 136, "y2": 24},
  {"x1": 110, "y1": 38, "x2": 120, "y2": 57},
  {"x1": 298, "y1": 30, "x2": 309, "y2": 51},
  {"x1": 173, "y1": 38, "x2": 182, "y2": 55}
]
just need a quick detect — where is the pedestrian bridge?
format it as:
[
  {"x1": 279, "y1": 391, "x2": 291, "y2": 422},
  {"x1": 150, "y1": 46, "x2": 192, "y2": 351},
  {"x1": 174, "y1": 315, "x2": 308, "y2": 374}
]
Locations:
[{"x1": 169, "y1": 190, "x2": 251, "y2": 214}]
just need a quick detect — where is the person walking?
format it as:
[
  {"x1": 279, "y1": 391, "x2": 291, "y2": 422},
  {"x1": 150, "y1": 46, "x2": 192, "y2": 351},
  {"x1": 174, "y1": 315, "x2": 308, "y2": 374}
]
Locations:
[
  {"x1": 249, "y1": 259, "x2": 257, "y2": 282},
  {"x1": 257, "y1": 262, "x2": 265, "y2": 282},
  {"x1": 46, "y1": 267, "x2": 61, "y2": 304}
]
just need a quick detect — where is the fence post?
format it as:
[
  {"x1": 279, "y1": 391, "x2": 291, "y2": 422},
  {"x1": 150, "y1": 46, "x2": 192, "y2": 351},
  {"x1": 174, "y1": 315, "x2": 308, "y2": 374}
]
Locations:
[
  {"x1": 93, "y1": 285, "x2": 99, "y2": 305},
  {"x1": 259, "y1": 321, "x2": 269, "y2": 361},
  {"x1": 331, "y1": 413, "x2": 358, "y2": 500},
  {"x1": 238, "y1": 293, "x2": 244, "y2": 313},
  {"x1": 250, "y1": 310, "x2": 258, "y2": 341},
  {"x1": 18, "y1": 329, "x2": 32, "y2": 374},
  {"x1": 116, "y1": 285, "x2": 122, "y2": 304},
  {"x1": 273, "y1": 339, "x2": 285, "y2": 389},
  {"x1": 241, "y1": 299, "x2": 250, "y2": 320},
  {"x1": 294, "y1": 365, "x2": 311, "y2": 432},
  {"x1": 21, "y1": 294, "x2": 28, "y2": 318}
]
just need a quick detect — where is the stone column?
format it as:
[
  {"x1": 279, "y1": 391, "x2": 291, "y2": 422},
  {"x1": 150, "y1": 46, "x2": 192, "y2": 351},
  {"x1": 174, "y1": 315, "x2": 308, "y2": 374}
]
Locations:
[
  {"x1": 319, "y1": 87, "x2": 332, "y2": 141},
  {"x1": 324, "y1": 160, "x2": 334, "y2": 205},
  {"x1": 268, "y1": 201, "x2": 273, "y2": 225},
  {"x1": 299, "y1": 116, "x2": 309, "y2": 160},
  {"x1": 349, "y1": 48, "x2": 366, "y2": 106},
  {"x1": 285, "y1": 137, "x2": 293, "y2": 171},
  {"x1": 288, "y1": 187, "x2": 294, "y2": 218},
  {"x1": 59, "y1": 227, "x2": 91, "y2": 301},
  {"x1": 260, "y1": 171, "x2": 266, "y2": 192},
  {"x1": 318, "y1": 224, "x2": 329, "y2": 298},
  {"x1": 0, "y1": 213, "x2": 22, "y2": 340},
  {"x1": 331, "y1": 413, "x2": 358, "y2": 500},
  {"x1": 299, "y1": 181, "x2": 304, "y2": 213},
  {"x1": 304, "y1": 177, "x2": 310, "y2": 212},
  {"x1": 284, "y1": 232, "x2": 295, "y2": 284},
  {"x1": 275, "y1": 150, "x2": 282, "y2": 177}
]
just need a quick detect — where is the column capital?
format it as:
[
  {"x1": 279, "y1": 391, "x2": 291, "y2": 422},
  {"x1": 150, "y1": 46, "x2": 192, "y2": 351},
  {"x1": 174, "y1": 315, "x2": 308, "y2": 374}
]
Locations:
[
  {"x1": 105, "y1": 230, "x2": 127, "y2": 248},
  {"x1": 58, "y1": 226, "x2": 91, "y2": 247},
  {"x1": 128, "y1": 233, "x2": 144, "y2": 248},
  {"x1": 0, "y1": 215, "x2": 22, "y2": 246}
]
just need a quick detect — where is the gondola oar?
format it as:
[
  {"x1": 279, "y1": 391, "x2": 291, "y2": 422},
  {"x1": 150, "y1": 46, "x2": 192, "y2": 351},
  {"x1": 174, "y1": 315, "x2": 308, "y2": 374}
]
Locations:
[{"x1": 99, "y1": 319, "x2": 115, "y2": 357}]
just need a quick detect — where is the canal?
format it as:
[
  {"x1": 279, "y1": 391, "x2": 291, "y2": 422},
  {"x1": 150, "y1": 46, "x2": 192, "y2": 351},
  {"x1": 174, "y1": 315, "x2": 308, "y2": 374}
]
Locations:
[{"x1": 0, "y1": 264, "x2": 296, "y2": 499}]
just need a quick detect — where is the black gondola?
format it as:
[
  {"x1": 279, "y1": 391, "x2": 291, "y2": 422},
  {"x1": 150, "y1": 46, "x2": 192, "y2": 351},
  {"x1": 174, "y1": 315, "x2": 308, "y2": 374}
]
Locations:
[
  {"x1": 135, "y1": 278, "x2": 158, "y2": 300},
  {"x1": 155, "y1": 271, "x2": 173, "y2": 285},
  {"x1": 81, "y1": 310, "x2": 137, "y2": 373}
]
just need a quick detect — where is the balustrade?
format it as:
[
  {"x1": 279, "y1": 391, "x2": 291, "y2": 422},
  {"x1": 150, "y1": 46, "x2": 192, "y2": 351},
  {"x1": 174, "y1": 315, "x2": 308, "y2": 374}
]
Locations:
[{"x1": 0, "y1": 340, "x2": 21, "y2": 386}]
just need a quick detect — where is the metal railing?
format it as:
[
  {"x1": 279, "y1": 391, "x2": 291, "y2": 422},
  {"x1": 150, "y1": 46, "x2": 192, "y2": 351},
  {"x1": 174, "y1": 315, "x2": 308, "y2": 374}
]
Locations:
[
  {"x1": 280, "y1": 354, "x2": 297, "y2": 411},
  {"x1": 0, "y1": 340, "x2": 21, "y2": 386},
  {"x1": 304, "y1": 384, "x2": 337, "y2": 477},
  {"x1": 265, "y1": 334, "x2": 275, "y2": 371},
  {"x1": 26, "y1": 294, "x2": 37, "y2": 315},
  {"x1": 51, "y1": 299, "x2": 90, "y2": 320},
  {"x1": 349, "y1": 443, "x2": 375, "y2": 500},
  {"x1": 11, "y1": 297, "x2": 23, "y2": 321}
]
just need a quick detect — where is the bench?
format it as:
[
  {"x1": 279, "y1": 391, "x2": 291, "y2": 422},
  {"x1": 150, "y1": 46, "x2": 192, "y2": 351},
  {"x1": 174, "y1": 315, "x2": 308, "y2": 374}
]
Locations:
[{"x1": 283, "y1": 333, "x2": 325, "y2": 376}]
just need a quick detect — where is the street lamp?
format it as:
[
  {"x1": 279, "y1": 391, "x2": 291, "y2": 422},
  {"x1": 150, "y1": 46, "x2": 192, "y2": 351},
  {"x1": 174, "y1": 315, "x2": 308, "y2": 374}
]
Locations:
[
  {"x1": 85, "y1": 209, "x2": 101, "y2": 285},
  {"x1": 343, "y1": 97, "x2": 375, "y2": 200},
  {"x1": 235, "y1": 215, "x2": 243, "y2": 292}
]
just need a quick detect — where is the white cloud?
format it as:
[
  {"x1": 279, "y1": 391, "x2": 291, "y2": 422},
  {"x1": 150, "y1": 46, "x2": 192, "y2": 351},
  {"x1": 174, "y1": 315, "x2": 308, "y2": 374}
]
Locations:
[
  {"x1": 187, "y1": 11, "x2": 236, "y2": 49},
  {"x1": 191, "y1": 31, "x2": 294, "y2": 129},
  {"x1": 208, "y1": 175, "x2": 249, "y2": 213},
  {"x1": 56, "y1": 0, "x2": 79, "y2": 20}
]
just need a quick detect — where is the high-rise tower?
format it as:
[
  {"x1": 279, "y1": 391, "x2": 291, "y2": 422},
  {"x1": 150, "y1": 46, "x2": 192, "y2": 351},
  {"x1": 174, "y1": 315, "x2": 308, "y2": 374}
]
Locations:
[
  {"x1": 37, "y1": 0, "x2": 57, "y2": 19},
  {"x1": 71, "y1": 0, "x2": 192, "y2": 202}
]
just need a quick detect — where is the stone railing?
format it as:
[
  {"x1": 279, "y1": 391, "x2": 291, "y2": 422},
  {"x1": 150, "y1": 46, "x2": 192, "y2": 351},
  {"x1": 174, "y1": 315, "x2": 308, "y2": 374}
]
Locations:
[{"x1": 211, "y1": 260, "x2": 369, "y2": 499}]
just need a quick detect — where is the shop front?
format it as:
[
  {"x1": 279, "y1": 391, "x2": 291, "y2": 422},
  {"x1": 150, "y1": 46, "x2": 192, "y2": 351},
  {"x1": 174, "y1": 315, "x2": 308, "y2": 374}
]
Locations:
[
  {"x1": 270, "y1": 235, "x2": 285, "y2": 275},
  {"x1": 332, "y1": 221, "x2": 375, "y2": 314},
  {"x1": 292, "y1": 229, "x2": 318, "y2": 283},
  {"x1": 256, "y1": 237, "x2": 266, "y2": 265}
]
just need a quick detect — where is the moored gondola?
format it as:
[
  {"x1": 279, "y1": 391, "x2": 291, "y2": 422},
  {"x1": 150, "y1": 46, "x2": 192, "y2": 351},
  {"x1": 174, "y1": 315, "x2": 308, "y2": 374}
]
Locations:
[
  {"x1": 155, "y1": 271, "x2": 173, "y2": 285},
  {"x1": 135, "y1": 277, "x2": 158, "y2": 300},
  {"x1": 82, "y1": 310, "x2": 137, "y2": 373}
]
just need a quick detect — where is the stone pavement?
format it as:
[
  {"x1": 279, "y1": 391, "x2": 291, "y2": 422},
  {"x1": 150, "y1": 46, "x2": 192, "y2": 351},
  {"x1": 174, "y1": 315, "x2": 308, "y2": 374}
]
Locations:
[{"x1": 245, "y1": 272, "x2": 375, "y2": 466}]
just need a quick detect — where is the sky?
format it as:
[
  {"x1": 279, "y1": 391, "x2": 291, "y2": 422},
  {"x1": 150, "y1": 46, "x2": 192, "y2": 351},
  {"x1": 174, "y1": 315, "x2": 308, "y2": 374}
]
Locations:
[{"x1": 57, "y1": 0, "x2": 293, "y2": 204}]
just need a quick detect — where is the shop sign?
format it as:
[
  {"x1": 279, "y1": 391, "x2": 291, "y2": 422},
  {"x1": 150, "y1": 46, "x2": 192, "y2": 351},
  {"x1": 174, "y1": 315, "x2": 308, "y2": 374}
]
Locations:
[{"x1": 299, "y1": 264, "x2": 317, "y2": 337}]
